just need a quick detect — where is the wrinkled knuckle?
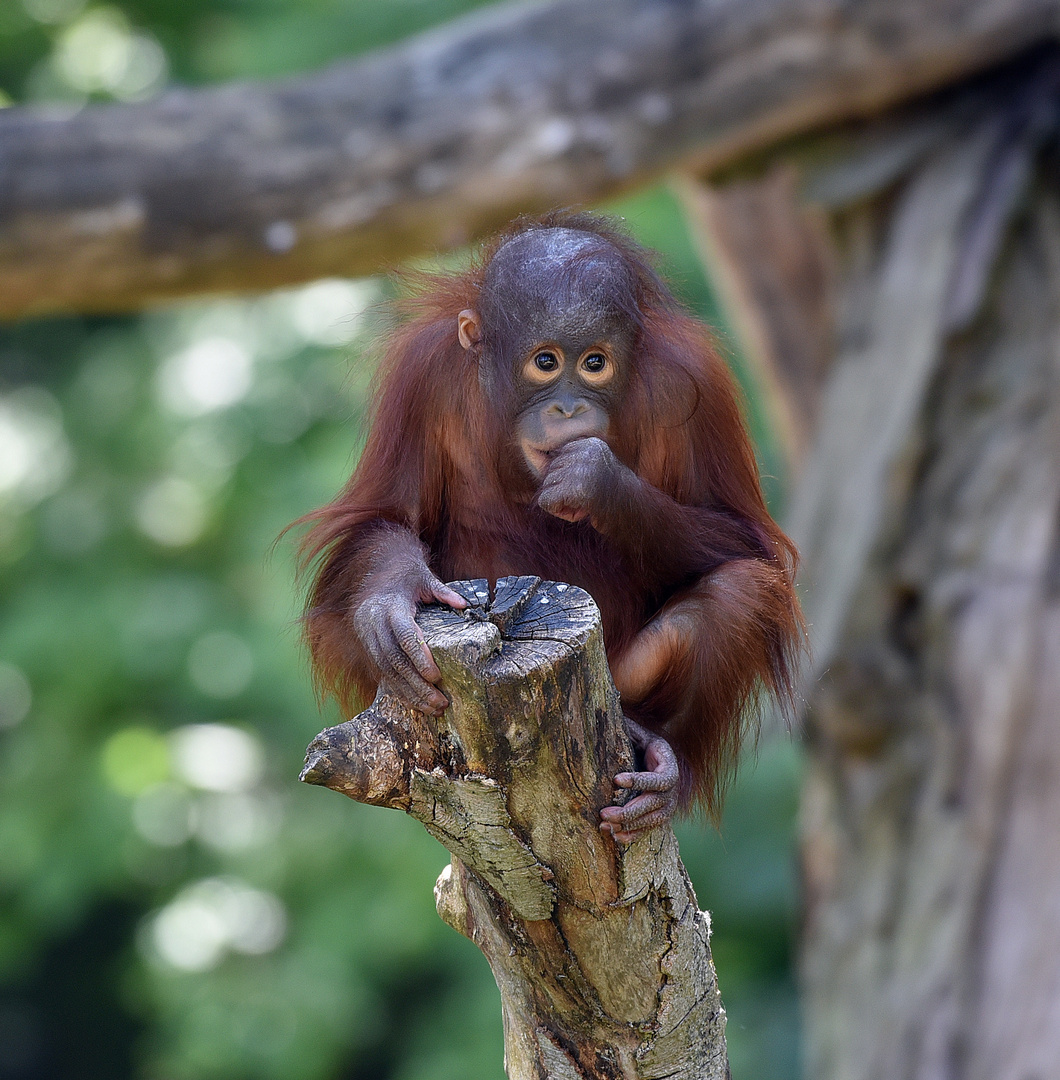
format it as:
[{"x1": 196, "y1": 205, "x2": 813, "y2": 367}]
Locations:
[
  {"x1": 420, "y1": 569, "x2": 444, "y2": 596},
  {"x1": 386, "y1": 603, "x2": 415, "y2": 634},
  {"x1": 392, "y1": 685, "x2": 422, "y2": 712},
  {"x1": 362, "y1": 625, "x2": 386, "y2": 657},
  {"x1": 650, "y1": 736, "x2": 676, "y2": 759},
  {"x1": 352, "y1": 598, "x2": 380, "y2": 633},
  {"x1": 392, "y1": 649, "x2": 417, "y2": 677}
]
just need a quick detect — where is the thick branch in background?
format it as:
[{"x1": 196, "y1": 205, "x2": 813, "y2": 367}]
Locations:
[
  {"x1": 2, "y1": 0, "x2": 1060, "y2": 318},
  {"x1": 300, "y1": 577, "x2": 727, "y2": 1080}
]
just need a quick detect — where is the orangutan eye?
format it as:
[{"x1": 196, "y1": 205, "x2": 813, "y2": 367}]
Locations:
[
  {"x1": 534, "y1": 352, "x2": 559, "y2": 372},
  {"x1": 582, "y1": 353, "x2": 607, "y2": 373}
]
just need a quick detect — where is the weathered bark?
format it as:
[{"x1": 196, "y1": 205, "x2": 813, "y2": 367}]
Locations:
[
  {"x1": 300, "y1": 576, "x2": 727, "y2": 1080},
  {"x1": 4, "y1": 0, "x2": 1060, "y2": 319},
  {"x1": 798, "y1": 147, "x2": 1060, "y2": 1080},
  {"x1": 685, "y1": 54, "x2": 1060, "y2": 1080}
]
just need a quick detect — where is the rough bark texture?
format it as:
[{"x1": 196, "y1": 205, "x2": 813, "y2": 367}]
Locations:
[
  {"x1": 3, "y1": 0, "x2": 1060, "y2": 318},
  {"x1": 300, "y1": 577, "x2": 727, "y2": 1080},
  {"x1": 800, "y1": 169, "x2": 1060, "y2": 1080},
  {"x1": 685, "y1": 52, "x2": 1060, "y2": 1080},
  {"x1": 800, "y1": 150, "x2": 1060, "y2": 1080}
]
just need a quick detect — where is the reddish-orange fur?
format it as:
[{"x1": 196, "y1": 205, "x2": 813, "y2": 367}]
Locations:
[{"x1": 297, "y1": 214, "x2": 803, "y2": 818}]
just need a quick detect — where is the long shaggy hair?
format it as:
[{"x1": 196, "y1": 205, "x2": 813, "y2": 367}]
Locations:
[{"x1": 295, "y1": 212, "x2": 803, "y2": 818}]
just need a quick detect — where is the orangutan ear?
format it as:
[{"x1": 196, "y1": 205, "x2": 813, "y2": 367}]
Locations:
[{"x1": 457, "y1": 309, "x2": 482, "y2": 350}]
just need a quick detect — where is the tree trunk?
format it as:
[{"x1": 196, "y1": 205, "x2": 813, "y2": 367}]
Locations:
[
  {"x1": 683, "y1": 54, "x2": 1060, "y2": 1079},
  {"x1": 300, "y1": 576, "x2": 728, "y2": 1080},
  {"x1": 798, "y1": 139, "x2": 1060, "y2": 1080},
  {"x1": 2, "y1": 0, "x2": 1059, "y2": 318}
]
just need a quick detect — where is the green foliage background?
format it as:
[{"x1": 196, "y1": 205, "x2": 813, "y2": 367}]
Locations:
[{"x1": 0, "y1": 3, "x2": 800, "y2": 1078}]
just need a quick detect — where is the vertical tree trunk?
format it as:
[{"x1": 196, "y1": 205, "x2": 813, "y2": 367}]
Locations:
[
  {"x1": 684, "y1": 60, "x2": 1060, "y2": 1078},
  {"x1": 798, "y1": 168, "x2": 1060, "y2": 1080},
  {"x1": 300, "y1": 577, "x2": 728, "y2": 1080}
]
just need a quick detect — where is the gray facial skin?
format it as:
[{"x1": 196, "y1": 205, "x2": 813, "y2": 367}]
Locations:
[{"x1": 477, "y1": 228, "x2": 638, "y2": 476}]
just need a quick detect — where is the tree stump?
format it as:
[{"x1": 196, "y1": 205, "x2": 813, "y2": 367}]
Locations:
[{"x1": 300, "y1": 576, "x2": 728, "y2": 1080}]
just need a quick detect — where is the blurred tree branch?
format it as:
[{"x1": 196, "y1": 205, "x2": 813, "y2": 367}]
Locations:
[{"x1": 1, "y1": 0, "x2": 1058, "y2": 318}]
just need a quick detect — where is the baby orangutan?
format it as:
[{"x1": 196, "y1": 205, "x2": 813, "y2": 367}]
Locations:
[{"x1": 299, "y1": 213, "x2": 802, "y2": 841}]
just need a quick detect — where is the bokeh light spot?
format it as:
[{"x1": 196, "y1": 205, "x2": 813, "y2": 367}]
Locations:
[
  {"x1": 102, "y1": 726, "x2": 170, "y2": 796},
  {"x1": 132, "y1": 782, "x2": 195, "y2": 847},
  {"x1": 195, "y1": 792, "x2": 282, "y2": 852},
  {"x1": 158, "y1": 337, "x2": 253, "y2": 416},
  {"x1": 0, "y1": 664, "x2": 32, "y2": 730},
  {"x1": 147, "y1": 877, "x2": 287, "y2": 971},
  {"x1": 170, "y1": 723, "x2": 264, "y2": 793},
  {"x1": 291, "y1": 280, "x2": 374, "y2": 346},
  {"x1": 150, "y1": 885, "x2": 229, "y2": 972},
  {"x1": 135, "y1": 477, "x2": 208, "y2": 547},
  {"x1": 0, "y1": 389, "x2": 72, "y2": 504},
  {"x1": 53, "y1": 8, "x2": 167, "y2": 100}
]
